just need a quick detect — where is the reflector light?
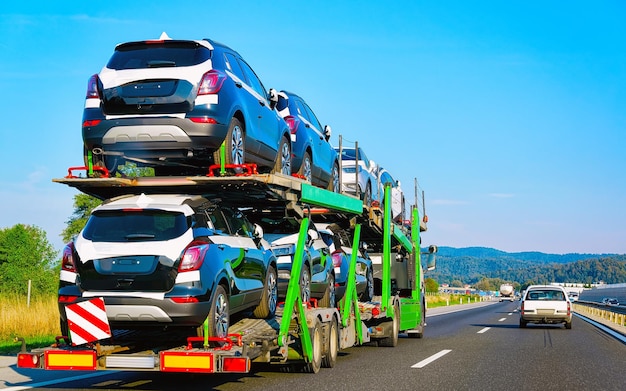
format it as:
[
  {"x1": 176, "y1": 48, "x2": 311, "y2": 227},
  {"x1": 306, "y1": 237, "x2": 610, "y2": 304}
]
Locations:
[
  {"x1": 44, "y1": 350, "x2": 97, "y2": 370},
  {"x1": 82, "y1": 119, "x2": 101, "y2": 127},
  {"x1": 222, "y1": 357, "x2": 250, "y2": 373},
  {"x1": 58, "y1": 295, "x2": 79, "y2": 304},
  {"x1": 189, "y1": 117, "x2": 218, "y2": 124},
  {"x1": 17, "y1": 353, "x2": 40, "y2": 368},
  {"x1": 160, "y1": 351, "x2": 214, "y2": 373},
  {"x1": 171, "y1": 296, "x2": 199, "y2": 303}
]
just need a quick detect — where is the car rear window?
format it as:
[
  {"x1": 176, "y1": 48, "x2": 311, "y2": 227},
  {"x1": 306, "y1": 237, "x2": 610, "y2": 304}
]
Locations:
[
  {"x1": 82, "y1": 209, "x2": 190, "y2": 242},
  {"x1": 526, "y1": 289, "x2": 566, "y2": 301},
  {"x1": 107, "y1": 41, "x2": 211, "y2": 70}
]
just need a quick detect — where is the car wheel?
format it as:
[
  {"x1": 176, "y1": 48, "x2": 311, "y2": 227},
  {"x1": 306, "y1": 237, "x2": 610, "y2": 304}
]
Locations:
[
  {"x1": 327, "y1": 161, "x2": 340, "y2": 193},
  {"x1": 319, "y1": 272, "x2": 336, "y2": 308},
  {"x1": 300, "y1": 265, "x2": 311, "y2": 304},
  {"x1": 273, "y1": 135, "x2": 291, "y2": 175},
  {"x1": 360, "y1": 266, "x2": 374, "y2": 302},
  {"x1": 208, "y1": 285, "x2": 229, "y2": 338},
  {"x1": 565, "y1": 321, "x2": 572, "y2": 330},
  {"x1": 303, "y1": 318, "x2": 323, "y2": 374},
  {"x1": 298, "y1": 151, "x2": 312, "y2": 183},
  {"x1": 379, "y1": 303, "x2": 399, "y2": 347},
  {"x1": 519, "y1": 318, "x2": 527, "y2": 328},
  {"x1": 253, "y1": 265, "x2": 277, "y2": 319},
  {"x1": 214, "y1": 117, "x2": 244, "y2": 166},
  {"x1": 322, "y1": 316, "x2": 339, "y2": 368}
]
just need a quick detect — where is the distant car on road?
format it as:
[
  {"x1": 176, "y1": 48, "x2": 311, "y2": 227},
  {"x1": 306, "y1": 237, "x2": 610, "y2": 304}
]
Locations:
[
  {"x1": 519, "y1": 285, "x2": 572, "y2": 329},
  {"x1": 602, "y1": 297, "x2": 619, "y2": 306}
]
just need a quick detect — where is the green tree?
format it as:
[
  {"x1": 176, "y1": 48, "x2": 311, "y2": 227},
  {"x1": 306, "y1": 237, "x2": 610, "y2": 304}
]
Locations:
[
  {"x1": 425, "y1": 277, "x2": 439, "y2": 293},
  {"x1": 61, "y1": 193, "x2": 102, "y2": 243},
  {"x1": 0, "y1": 224, "x2": 58, "y2": 296}
]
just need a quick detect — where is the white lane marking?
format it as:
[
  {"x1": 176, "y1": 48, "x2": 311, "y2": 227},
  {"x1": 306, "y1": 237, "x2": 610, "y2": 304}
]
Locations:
[
  {"x1": 508, "y1": 312, "x2": 513, "y2": 315},
  {"x1": 498, "y1": 318, "x2": 507, "y2": 322},
  {"x1": 411, "y1": 349, "x2": 452, "y2": 368},
  {"x1": 3, "y1": 372, "x2": 115, "y2": 391},
  {"x1": 477, "y1": 327, "x2": 491, "y2": 334}
]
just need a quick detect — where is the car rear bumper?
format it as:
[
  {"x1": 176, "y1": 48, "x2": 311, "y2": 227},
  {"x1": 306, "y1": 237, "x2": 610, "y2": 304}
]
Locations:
[{"x1": 83, "y1": 116, "x2": 229, "y2": 156}]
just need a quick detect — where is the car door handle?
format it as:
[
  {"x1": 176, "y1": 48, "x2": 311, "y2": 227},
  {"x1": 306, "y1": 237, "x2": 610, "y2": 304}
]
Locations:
[
  {"x1": 234, "y1": 81, "x2": 242, "y2": 88},
  {"x1": 258, "y1": 100, "x2": 266, "y2": 107}
]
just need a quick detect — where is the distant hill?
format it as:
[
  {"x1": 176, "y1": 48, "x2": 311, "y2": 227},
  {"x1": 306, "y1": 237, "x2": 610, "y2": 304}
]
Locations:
[{"x1": 425, "y1": 247, "x2": 626, "y2": 286}]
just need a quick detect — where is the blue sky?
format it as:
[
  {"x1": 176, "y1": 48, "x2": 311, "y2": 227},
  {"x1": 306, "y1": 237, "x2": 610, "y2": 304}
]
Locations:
[{"x1": 1, "y1": 1, "x2": 625, "y2": 255}]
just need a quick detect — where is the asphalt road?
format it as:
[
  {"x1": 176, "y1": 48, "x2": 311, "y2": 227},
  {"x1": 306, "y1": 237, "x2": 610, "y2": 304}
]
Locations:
[{"x1": 2, "y1": 301, "x2": 625, "y2": 390}]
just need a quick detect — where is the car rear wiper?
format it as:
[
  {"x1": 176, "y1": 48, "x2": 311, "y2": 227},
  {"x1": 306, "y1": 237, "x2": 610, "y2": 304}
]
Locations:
[
  {"x1": 125, "y1": 233, "x2": 156, "y2": 240},
  {"x1": 147, "y1": 60, "x2": 176, "y2": 68}
]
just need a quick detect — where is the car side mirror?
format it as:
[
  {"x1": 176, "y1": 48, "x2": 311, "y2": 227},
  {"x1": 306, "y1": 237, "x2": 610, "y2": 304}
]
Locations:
[
  {"x1": 424, "y1": 245, "x2": 437, "y2": 271},
  {"x1": 253, "y1": 223, "x2": 264, "y2": 239},
  {"x1": 268, "y1": 88, "x2": 279, "y2": 110},
  {"x1": 324, "y1": 125, "x2": 332, "y2": 141}
]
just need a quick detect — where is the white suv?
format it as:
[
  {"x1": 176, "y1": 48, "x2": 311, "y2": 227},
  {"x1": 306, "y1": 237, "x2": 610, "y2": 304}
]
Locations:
[{"x1": 519, "y1": 285, "x2": 572, "y2": 329}]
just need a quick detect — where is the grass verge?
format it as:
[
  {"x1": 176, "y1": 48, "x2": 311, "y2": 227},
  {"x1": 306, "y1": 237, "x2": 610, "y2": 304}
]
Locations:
[{"x1": 0, "y1": 295, "x2": 59, "y2": 355}]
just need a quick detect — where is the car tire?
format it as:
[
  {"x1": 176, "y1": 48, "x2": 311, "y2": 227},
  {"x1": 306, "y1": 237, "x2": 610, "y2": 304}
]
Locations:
[
  {"x1": 214, "y1": 117, "x2": 245, "y2": 166},
  {"x1": 273, "y1": 135, "x2": 291, "y2": 175},
  {"x1": 322, "y1": 316, "x2": 339, "y2": 368},
  {"x1": 303, "y1": 318, "x2": 323, "y2": 374},
  {"x1": 253, "y1": 265, "x2": 277, "y2": 319},
  {"x1": 379, "y1": 303, "x2": 399, "y2": 347},
  {"x1": 319, "y1": 272, "x2": 336, "y2": 308},
  {"x1": 298, "y1": 151, "x2": 312, "y2": 183},
  {"x1": 360, "y1": 266, "x2": 374, "y2": 302},
  {"x1": 327, "y1": 161, "x2": 340, "y2": 193},
  {"x1": 207, "y1": 285, "x2": 230, "y2": 338},
  {"x1": 565, "y1": 321, "x2": 572, "y2": 330},
  {"x1": 300, "y1": 264, "x2": 312, "y2": 304},
  {"x1": 519, "y1": 318, "x2": 527, "y2": 328}
]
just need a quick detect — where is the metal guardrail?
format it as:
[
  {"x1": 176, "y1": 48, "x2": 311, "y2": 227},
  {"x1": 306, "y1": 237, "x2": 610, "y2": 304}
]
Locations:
[{"x1": 573, "y1": 301, "x2": 626, "y2": 335}]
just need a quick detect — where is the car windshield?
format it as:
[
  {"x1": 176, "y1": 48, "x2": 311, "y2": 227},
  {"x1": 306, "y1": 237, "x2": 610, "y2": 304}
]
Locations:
[
  {"x1": 107, "y1": 41, "x2": 211, "y2": 70},
  {"x1": 82, "y1": 209, "x2": 190, "y2": 242},
  {"x1": 526, "y1": 289, "x2": 566, "y2": 301},
  {"x1": 338, "y1": 148, "x2": 367, "y2": 162}
]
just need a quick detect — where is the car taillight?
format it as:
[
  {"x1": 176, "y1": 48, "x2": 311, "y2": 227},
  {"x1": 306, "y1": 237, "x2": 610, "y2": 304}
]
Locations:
[
  {"x1": 61, "y1": 243, "x2": 76, "y2": 272},
  {"x1": 520, "y1": 301, "x2": 525, "y2": 314},
  {"x1": 198, "y1": 70, "x2": 226, "y2": 95},
  {"x1": 331, "y1": 251, "x2": 343, "y2": 268},
  {"x1": 567, "y1": 301, "x2": 571, "y2": 316},
  {"x1": 284, "y1": 115, "x2": 300, "y2": 133},
  {"x1": 86, "y1": 74, "x2": 100, "y2": 99},
  {"x1": 179, "y1": 241, "x2": 209, "y2": 271}
]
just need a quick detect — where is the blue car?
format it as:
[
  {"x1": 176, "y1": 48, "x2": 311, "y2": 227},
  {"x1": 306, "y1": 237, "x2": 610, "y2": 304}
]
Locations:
[
  {"x1": 58, "y1": 194, "x2": 278, "y2": 338},
  {"x1": 276, "y1": 91, "x2": 340, "y2": 191},
  {"x1": 82, "y1": 33, "x2": 291, "y2": 176}
]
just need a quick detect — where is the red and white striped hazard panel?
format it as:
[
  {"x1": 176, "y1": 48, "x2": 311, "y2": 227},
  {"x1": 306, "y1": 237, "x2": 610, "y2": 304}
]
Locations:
[{"x1": 65, "y1": 297, "x2": 111, "y2": 346}]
